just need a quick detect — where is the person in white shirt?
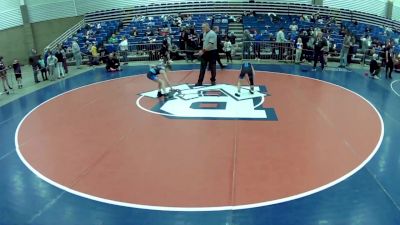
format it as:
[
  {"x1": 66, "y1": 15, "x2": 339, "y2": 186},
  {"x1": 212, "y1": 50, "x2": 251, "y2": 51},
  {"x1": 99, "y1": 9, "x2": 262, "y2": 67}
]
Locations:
[
  {"x1": 289, "y1": 21, "x2": 298, "y2": 32},
  {"x1": 71, "y1": 39, "x2": 82, "y2": 69},
  {"x1": 46, "y1": 51, "x2": 58, "y2": 81},
  {"x1": 295, "y1": 38, "x2": 303, "y2": 63},
  {"x1": 223, "y1": 37, "x2": 233, "y2": 63},
  {"x1": 119, "y1": 37, "x2": 129, "y2": 64}
]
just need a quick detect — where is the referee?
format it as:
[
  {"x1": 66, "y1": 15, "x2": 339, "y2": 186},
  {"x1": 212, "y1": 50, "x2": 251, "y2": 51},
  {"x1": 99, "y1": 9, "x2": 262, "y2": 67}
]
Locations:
[{"x1": 196, "y1": 23, "x2": 218, "y2": 86}]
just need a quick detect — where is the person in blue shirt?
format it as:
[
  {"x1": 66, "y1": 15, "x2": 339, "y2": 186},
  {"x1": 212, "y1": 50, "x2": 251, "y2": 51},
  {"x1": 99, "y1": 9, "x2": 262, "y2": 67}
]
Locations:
[
  {"x1": 147, "y1": 64, "x2": 173, "y2": 98},
  {"x1": 235, "y1": 61, "x2": 255, "y2": 97}
]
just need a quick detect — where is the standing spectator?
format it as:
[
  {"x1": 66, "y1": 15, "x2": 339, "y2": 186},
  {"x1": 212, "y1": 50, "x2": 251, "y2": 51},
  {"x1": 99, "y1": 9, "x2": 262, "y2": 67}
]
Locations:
[
  {"x1": 60, "y1": 45, "x2": 68, "y2": 75},
  {"x1": 360, "y1": 35, "x2": 369, "y2": 66},
  {"x1": 347, "y1": 34, "x2": 356, "y2": 67},
  {"x1": 223, "y1": 36, "x2": 233, "y2": 63},
  {"x1": 385, "y1": 43, "x2": 395, "y2": 79},
  {"x1": 312, "y1": 32, "x2": 327, "y2": 71},
  {"x1": 276, "y1": 27, "x2": 287, "y2": 59},
  {"x1": 12, "y1": 59, "x2": 23, "y2": 88},
  {"x1": 213, "y1": 26, "x2": 225, "y2": 69},
  {"x1": 38, "y1": 56, "x2": 48, "y2": 81},
  {"x1": 196, "y1": 23, "x2": 218, "y2": 86},
  {"x1": 242, "y1": 30, "x2": 252, "y2": 59},
  {"x1": 0, "y1": 56, "x2": 11, "y2": 94},
  {"x1": 295, "y1": 37, "x2": 303, "y2": 64},
  {"x1": 47, "y1": 51, "x2": 58, "y2": 81},
  {"x1": 119, "y1": 36, "x2": 129, "y2": 65},
  {"x1": 29, "y1": 49, "x2": 41, "y2": 83},
  {"x1": 339, "y1": 33, "x2": 351, "y2": 68},
  {"x1": 72, "y1": 39, "x2": 82, "y2": 69},
  {"x1": 90, "y1": 42, "x2": 99, "y2": 66},
  {"x1": 253, "y1": 30, "x2": 262, "y2": 61},
  {"x1": 55, "y1": 48, "x2": 65, "y2": 78},
  {"x1": 185, "y1": 28, "x2": 197, "y2": 62}
]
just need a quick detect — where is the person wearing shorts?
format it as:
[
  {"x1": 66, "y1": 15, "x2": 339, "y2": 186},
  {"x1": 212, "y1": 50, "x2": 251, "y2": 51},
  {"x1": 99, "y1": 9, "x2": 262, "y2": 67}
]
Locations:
[
  {"x1": 147, "y1": 64, "x2": 173, "y2": 98},
  {"x1": 235, "y1": 61, "x2": 255, "y2": 97}
]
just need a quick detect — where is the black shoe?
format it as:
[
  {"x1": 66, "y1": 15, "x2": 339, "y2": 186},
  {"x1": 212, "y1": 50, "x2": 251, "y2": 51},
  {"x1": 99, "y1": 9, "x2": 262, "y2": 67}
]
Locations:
[
  {"x1": 249, "y1": 89, "x2": 254, "y2": 94},
  {"x1": 194, "y1": 83, "x2": 202, "y2": 87},
  {"x1": 211, "y1": 81, "x2": 216, "y2": 86},
  {"x1": 235, "y1": 93, "x2": 241, "y2": 97},
  {"x1": 157, "y1": 91, "x2": 163, "y2": 98},
  {"x1": 8, "y1": 86, "x2": 12, "y2": 90}
]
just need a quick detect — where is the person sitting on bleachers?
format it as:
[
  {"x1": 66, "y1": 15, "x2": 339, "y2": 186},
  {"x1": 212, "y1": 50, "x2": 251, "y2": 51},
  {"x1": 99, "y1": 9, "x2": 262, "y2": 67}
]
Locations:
[
  {"x1": 108, "y1": 34, "x2": 118, "y2": 44},
  {"x1": 289, "y1": 21, "x2": 298, "y2": 32},
  {"x1": 130, "y1": 27, "x2": 138, "y2": 37},
  {"x1": 145, "y1": 27, "x2": 154, "y2": 36},
  {"x1": 106, "y1": 53, "x2": 121, "y2": 72}
]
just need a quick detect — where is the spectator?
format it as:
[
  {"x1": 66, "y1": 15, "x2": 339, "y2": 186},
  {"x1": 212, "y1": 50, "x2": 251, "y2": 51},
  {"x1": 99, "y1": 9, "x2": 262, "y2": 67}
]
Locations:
[
  {"x1": 339, "y1": 33, "x2": 351, "y2": 68},
  {"x1": 90, "y1": 42, "x2": 99, "y2": 66},
  {"x1": 106, "y1": 53, "x2": 121, "y2": 72},
  {"x1": 12, "y1": 59, "x2": 23, "y2": 88},
  {"x1": 223, "y1": 36, "x2": 233, "y2": 63},
  {"x1": 213, "y1": 26, "x2": 225, "y2": 69},
  {"x1": 289, "y1": 21, "x2": 298, "y2": 32},
  {"x1": 38, "y1": 56, "x2": 48, "y2": 81},
  {"x1": 0, "y1": 56, "x2": 11, "y2": 94},
  {"x1": 360, "y1": 35, "x2": 369, "y2": 66},
  {"x1": 46, "y1": 51, "x2": 58, "y2": 81},
  {"x1": 253, "y1": 30, "x2": 262, "y2": 60},
  {"x1": 369, "y1": 54, "x2": 380, "y2": 79},
  {"x1": 145, "y1": 27, "x2": 154, "y2": 36},
  {"x1": 385, "y1": 43, "x2": 395, "y2": 79},
  {"x1": 276, "y1": 28, "x2": 287, "y2": 60},
  {"x1": 55, "y1": 47, "x2": 65, "y2": 78},
  {"x1": 312, "y1": 32, "x2": 327, "y2": 71},
  {"x1": 130, "y1": 27, "x2": 138, "y2": 37},
  {"x1": 71, "y1": 39, "x2": 82, "y2": 69},
  {"x1": 295, "y1": 37, "x2": 303, "y2": 64},
  {"x1": 243, "y1": 30, "x2": 252, "y2": 59},
  {"x1": 119, "y1": 36, "x2": 129, "y2": 65},
  {"x1": 108, "y1": 34, "x2": 118, "y2": 44},
  {"x1": 29, "y1": 49, "x2": 41, "y2": 83}
]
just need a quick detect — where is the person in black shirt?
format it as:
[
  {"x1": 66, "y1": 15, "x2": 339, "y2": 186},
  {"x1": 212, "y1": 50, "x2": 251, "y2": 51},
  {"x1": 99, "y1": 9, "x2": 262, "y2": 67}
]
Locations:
[
  {"x1": 312, "y1": 32, "x2": 327, "y2": 71},
  {"x1": 213, "y1": 26, "x2": 225, "y2": 69},
  {"x1": 385, "y1": 44, "x2": 395, "y2": 79},
  {"x1": 106, "y1": 53, "x2": 121, "y2": 72}
]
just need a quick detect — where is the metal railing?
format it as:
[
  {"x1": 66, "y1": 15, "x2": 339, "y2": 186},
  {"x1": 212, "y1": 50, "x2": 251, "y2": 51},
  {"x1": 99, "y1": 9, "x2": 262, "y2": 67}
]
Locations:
[
  {"x1": 241, "y1": 41, "x2": 295, "y2": 62},
  {"x1": 69, "y1": 41, "x2": 395, "y2": 68},
  {"x1": 47, "y1": 19, "x2": 86, "y2": 51}
]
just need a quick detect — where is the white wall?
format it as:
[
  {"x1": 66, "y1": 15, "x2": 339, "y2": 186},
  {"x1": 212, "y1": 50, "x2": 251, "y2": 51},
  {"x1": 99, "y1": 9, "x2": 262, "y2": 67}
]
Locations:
[
  {"x1": 0, "y1": 0, "x2": 23, "y2": 30},
  {"x1": 324, "y1": 0, "x2": 387, "y2": 17},
  {"x1": 25, "y1": 0, "x2": 78, "y2": 23},
  {"x1": 393, "y1": 0, "x2": 400, "y2": 21},
  {"x1": 74, "y1": 0, "x2": 312, "y2": 15}
]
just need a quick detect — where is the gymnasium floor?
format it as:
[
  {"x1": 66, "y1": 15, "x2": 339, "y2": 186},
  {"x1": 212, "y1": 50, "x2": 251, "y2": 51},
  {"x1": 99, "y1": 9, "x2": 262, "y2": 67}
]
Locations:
[{"x1": 1, "y1": 61, "x2": 400, "y2": 225}]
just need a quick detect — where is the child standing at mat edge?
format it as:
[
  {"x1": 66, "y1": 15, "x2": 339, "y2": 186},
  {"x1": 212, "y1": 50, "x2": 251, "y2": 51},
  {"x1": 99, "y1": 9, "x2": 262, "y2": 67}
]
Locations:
[
  {"x1": 235, "y1": 61, "x2": 255, "y2": 97},
  {"x1": 12, "y1": 59, "x2": 23, "y2": 88}
]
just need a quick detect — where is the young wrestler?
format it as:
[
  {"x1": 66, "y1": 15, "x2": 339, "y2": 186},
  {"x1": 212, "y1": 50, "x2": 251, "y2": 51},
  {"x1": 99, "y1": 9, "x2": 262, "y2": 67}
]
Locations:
[
  {"x1": 235, "y1": 61, "x2": 255, "y2": 97},
  {"x1": 147, "y1": 64, "x2": 174, "y2": 98}
]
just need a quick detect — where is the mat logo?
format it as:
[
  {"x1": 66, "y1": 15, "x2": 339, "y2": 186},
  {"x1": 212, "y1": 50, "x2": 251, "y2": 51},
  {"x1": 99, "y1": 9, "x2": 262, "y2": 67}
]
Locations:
[{"x1": 137, "y1": 84, "x2": 277, "y2": 121}]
